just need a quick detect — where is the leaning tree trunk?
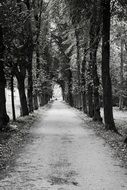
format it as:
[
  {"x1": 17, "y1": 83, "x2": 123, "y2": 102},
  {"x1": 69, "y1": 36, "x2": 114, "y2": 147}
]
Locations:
[
  {"x1": 102, "y1": 0, "x2": 117, "y2": 131},
  {"x1": 0, "y1": 26, "x2": 9, "y2": 129}
]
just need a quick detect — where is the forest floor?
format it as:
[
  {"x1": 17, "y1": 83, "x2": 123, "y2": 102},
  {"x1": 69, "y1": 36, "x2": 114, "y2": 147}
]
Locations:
[{"x1": 0, "y1": 101, "x2": 127, "y2": 189}]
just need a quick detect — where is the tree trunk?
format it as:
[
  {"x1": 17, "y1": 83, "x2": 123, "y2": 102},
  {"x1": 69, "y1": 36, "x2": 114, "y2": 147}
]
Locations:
[
  {"x1": 17, "y1": 77, "x2": 29, "y2": 116},
  {"x1": 92, "y1": 49, "x2": 102, "y2": 122},
  {"x1": 0, "y1": 64, "x2": 9, "y2": 129},
  {"x1": 87, "y1": 84, "x2": 94, "y2": 117},
  {"x1": 39, "y1": 93, "x2": 45, "y2": 106},
  {"x1": 25, "y1": 0, "x2": 34, "y2": 113},
  {"x1": 119, "y1": 96, "x2": 124, "y2": 110},
  {"x1": 102, "y1": 0, "x2": 117, "y2": 131},
  {"x1": 33, "y1": 92, "x2": 39, "y2": 110},
  {"x1": 75, "y1": 29, "x2": 82, "y2": 108},
  {"x1": 27, "y1": 54, "x2": 34, "y2": 113},
  {"x1": 61, "y1": 87, "x2": 65, "y2": 101},
  {"x1": 33, "y1": 44, "x2": 40, "y2": 111},
  {"x1": 87, "y1": 48, "x2": 94, "y2": 117},
  {"x1": 88, "y1": 0, "x2": 102, "y2": 121},
  {"x1": 33, "y1": 49, "x2": 39, "y2": 111},
  {"x1": 11, "y1": 75, "x2": 16, "y2": 121},
  {"x1": 81, "y1": 53, "x2": 87, "y2": 113},
  {"x1": 68, "y1": 69, "x2": 74, "y2": 107},
  {"x1": 45, "y1": 94, "x2": 49, "y2": 104},
  {"x1": 119, "y1": 37, "x2": 124, "y2": 110},
  {"x1": 0, "y1": 26, "x2": 9, "y2": 130},
  {"x1": 36, "y1": 45, "x2": 40, "y2": 78}
]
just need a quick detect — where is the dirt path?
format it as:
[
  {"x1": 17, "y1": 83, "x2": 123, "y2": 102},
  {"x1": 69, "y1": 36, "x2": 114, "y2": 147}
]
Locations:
[{"x1": 0, "y1": 101, "x2": 127, "y2": 190}]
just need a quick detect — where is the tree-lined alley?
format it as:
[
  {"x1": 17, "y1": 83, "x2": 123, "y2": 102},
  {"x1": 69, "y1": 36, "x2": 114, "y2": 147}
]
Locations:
[
  {"x1": 0, "y1": 1, "x2": 127, "y2": 189},
  {"x1": 0, "y1": 0, "x2": 127, "y2": 139}
]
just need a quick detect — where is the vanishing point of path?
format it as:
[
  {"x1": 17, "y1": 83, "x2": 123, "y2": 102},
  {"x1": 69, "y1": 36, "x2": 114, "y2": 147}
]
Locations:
[{"x1": 0, "y1": 101, "x2": 127, "y2": 190}]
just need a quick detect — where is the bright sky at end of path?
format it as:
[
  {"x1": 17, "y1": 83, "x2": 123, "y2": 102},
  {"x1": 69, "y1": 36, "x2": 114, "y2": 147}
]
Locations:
[{"x1": 53, "y1": 84, "x2": 63, "y2": 100}]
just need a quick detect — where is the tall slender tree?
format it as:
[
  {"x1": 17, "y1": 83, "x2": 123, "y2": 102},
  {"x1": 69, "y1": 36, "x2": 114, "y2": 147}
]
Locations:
[
  {"x1": 25, "y1": 0, "x2": 34, "y2": 113},
  {"x1": 101, "y1": 0, "x2": 117, "y2": 131}
]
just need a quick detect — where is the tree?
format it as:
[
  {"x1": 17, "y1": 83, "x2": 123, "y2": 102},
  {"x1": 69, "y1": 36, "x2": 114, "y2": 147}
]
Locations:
[
  {"x1": 0, "y1": 26, "x2": 9, "y2": 129},
  {"x1": 10, "y1": 74, "x2": 16, "y2": 121},
  {"x1": 89, "y1": 0, "x2": 102, "y2": 121},
  {"x1": 24, "y1": 0, "x2": 34, "y2": 113},
  {"x1": 101, "y1": 0, "x2": 117, "y2": 131},
  {"x1": 0, "y1": 1, "x2": 30, "y2": 116},
  {"x1": 81, "y1": 49, "x2": 87, "y2": 113}
]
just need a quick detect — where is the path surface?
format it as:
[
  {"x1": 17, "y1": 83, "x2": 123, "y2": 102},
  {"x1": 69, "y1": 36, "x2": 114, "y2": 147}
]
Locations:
[{"x1": 0, "y1": 101, "x2": 127, "y2": 190}]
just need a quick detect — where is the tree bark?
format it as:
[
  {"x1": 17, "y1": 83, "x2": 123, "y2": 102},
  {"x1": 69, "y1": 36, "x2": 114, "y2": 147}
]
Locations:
[
  {"x1": 0, "y1": 26, "x2": 9, "y2": 130},
  {"x1": 89, "y1": 0, "x2": 102, "y2": 121},
  {"x1": 33, "y1": 92, "x2": 39, "y2": 110},
  {"x1": 92, "y1": 49, "x2": 102, "y2": 122},
  {"x1": 0, "y1": 64, "x2": 9, "y2": 129},
  {"x1": 102, "y1": 0, "x2": 117, "y2": 131},
  {"x1": 33, "y1": 46, "x2": 40, "y2": 111},
  {"x1": 24, "y1": 0, "x2": 34, "y2": 113},
  {"x1": 81, "y1": 52, "x2": 87, "y2": 113},
  {"x1": 87, "y1": 44, "x2": 94, "y2": 117},
  {"x1": 87, "y1": 33, "x2": 94, "y2": 117},
  {"x1": 27, "y1": 54, "x2": 34, "y2": 113},
  {"x1": 87, "y1": 84, "x2": 94, "y2": 117},
  {"x1": 17, "y1": 76, "x2": 29, "y2": 116},
  {"x1": 39, "y1": 93, "x2": 45, "y2": 106},
  {"x1": 61, "y1": 87, "x2": 65, "y2": 101},
  {"x1": 11, "y1": 75, "x2": 16, "y2": 121},
  {"x1": 119, "y1": 37, "x2": 124, "y2": 110},
  {"x1": 14, "y1": 61, "x2": 29, "y2": 117},
  {"x1": 68, "y1": 69, "x2": 74, "y2": 107},
  {"x1": 75, "y1": 29, "x2": 82, "y2": 108}
]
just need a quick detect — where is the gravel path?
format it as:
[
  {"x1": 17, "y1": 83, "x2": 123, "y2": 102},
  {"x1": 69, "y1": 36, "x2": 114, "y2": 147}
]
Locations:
[{"x1": 0, "y1": 101, "x2": 127, "y2": 190}]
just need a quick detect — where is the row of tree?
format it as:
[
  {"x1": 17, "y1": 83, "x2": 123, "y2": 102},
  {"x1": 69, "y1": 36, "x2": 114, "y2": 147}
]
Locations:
[
  {"x1": 0, "y1": 0, "x2": 53, "y2": 129},
  {"x1": 49, "y1": 0, "x2": 126, "y2": 132},
  {"x1": 0, "y1": 0, "x2": 127, "y2": 136}
]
